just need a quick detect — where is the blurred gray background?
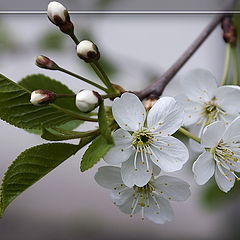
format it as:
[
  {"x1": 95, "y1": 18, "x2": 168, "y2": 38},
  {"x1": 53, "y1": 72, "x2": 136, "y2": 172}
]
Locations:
[
  {"x1": 0, "y1": 0, "x2": 237, "y2": 11},
  {"x1": 0, "y1": 4, "x2": 240, "y2": 240}
]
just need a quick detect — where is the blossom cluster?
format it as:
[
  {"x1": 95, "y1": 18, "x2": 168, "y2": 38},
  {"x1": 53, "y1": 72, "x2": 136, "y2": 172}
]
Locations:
[{"x1": 6, "y1": 0, "x2": 238, "y2": 225}]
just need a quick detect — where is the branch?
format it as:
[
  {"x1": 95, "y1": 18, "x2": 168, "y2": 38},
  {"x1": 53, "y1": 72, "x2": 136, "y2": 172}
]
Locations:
[{"x1": 135, "y1": 14, "x2": 226, "y2": 100}]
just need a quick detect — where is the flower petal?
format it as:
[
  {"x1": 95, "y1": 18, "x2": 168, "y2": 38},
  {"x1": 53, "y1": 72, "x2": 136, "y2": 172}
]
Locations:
[
  {"x1": 201, "y1": 121, "x2": 226, "y2": 148},
  {"x1": 150, "y1": 136, "x2": 189, "y2": 172},
  {"x1": 117, "y1": 193, "x2": 141, "y2": 215},
  {"x1": 147, "y1": 97, "x2": 184, "y2": 135},
  {"x1": 111, "y1": 188, "x2": 135, "y2": 206},
  {"x1": 144, "y1": 195, "x2": 174, "y2": 224},
  {"x1": 112, "y1": 93, "x2": 146, "y2": 131},
  {"x1": 180, "y1": 69, "x2": 217, "y2": 102},
  {"x1": 94, "y1": 166, "x2": 123, "y2": 189},
  {"x1": 215, "y1": 86, "x2": 240, "y2": 117},
  {"x1": 223, "y1": 116, "x2": 240, "y2": 143},
  {"x1": 215, "y1": 163, "x2": 235, "y2": 193},
  {"x1": 121, "y1": 154, "x2": 153, "y2": 187},
  {"x1": 192, "y1": 151, "x2": 215, "y2": 185},
  {"x1": 154, "y1": 175, "x2": 191, "y2": 201},
  {"x1": 104, "y1": 129, "x2": 133, "y2": 165},
  {"x1": 175, "y1": 94, "x2": 202, "y2": 126}
]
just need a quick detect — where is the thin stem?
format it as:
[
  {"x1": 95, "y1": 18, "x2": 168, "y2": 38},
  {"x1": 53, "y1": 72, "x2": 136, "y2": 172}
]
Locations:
[
  {"x1": 135, "y1": 14, "x2": 226, "y2": 100},
  {"x1": 178, "y1": 127, "x2": 201, "y2": 143},
  {"x1": 90, "y1": 62, "x2": 117, "y2": 93},
  {"x1": 58, "y1": 67, "x2": 108, "y2": 92},
  {"x1": 221, "y1": 43, "x2": 231, "y2": 85},
  {"x1": 68, "y1": 32, "x2": 80, "y2": 45},
  {"x1": 52, "y1": 104, "x2": 98, "y2": 122},
  {"x1": 102, "y1": 93, "x2": 120, "y2": 99},
  {"x1": 56, "y1": 94, "x2": 75, "y2": 98},
  {"x1": 231, "y1": 46, "x2": 239, "y2": 85}
]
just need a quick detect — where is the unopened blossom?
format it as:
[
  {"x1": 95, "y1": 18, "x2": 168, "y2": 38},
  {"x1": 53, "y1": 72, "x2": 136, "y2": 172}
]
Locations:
[
  {"x1": 193, "y1": 117, "x2": 240, "y2": 192},
  {"x1": 95, "y1": 166, "x2": 191, "y2": 224},
  {"x1": 176, "y1": 69, "x2": 240, "y2": 136},
  {"x1": 30, "y1": 89, "x2": 56, "y2": 106},
  {"x1": 47, "y1": 1, "x2": 73, "y2": 34},
  {"x1": 75, "y1": 90, "x2": 101, "y2": 112},
  {"x1": 76, "y1": 40, "x2": 100, "y2": 63},
  {"x1": 104, "y1": 93, "x2": 189, "y2": 187}
]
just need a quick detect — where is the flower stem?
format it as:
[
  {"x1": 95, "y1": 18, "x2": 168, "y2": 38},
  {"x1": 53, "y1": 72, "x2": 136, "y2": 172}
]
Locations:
[
  {"x1": 231, "y1": 46, "x2": 239, "y2": 85},
  {"x1": 102, "y1": 93, "x2": 120, "y2": 99},
  {"x1": 221, "y1": 43, "x2": 231, "y2": 85},
  {"x1": 52, "y1": 104, "x2": 98, "y2": 122},
  {"x1": 68, "y1": 32, "x2": 80, "y2": 45},
  {"x1": 90, "y1": 62, "x2": 117, "y2": 93},
  {"x1": 58, "y1": 67, "x2": 108, "y2": 92},
  {"x1": 178, "y1": 127, "x2": 201, "y2": 143},
  {"x1": 56, "y1": 94, "x2": 75, "y2": 98}
]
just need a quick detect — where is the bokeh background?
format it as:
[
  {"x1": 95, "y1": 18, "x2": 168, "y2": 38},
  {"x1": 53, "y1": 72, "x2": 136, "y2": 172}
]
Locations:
[{"x1": 0, "y1": 1, "x2": 240, "y2": 239}]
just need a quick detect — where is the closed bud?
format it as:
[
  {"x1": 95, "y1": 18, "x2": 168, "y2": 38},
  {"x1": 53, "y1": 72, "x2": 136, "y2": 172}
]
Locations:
[
  {"x1": 76, "y1": 90, "x2": 101, "y2": 112},
  {"x1": 47, "y1": 1, "x2": 74, "y2": 34},
  {"x1": 76, "y1": 40, "x2": 100, "y2": 63},
  {"x1": 35, "y1": 55, "x2": 59, "y2": 70},
  {"x1": 30, "y1": 90, "x2": 56, "y2": 106}
]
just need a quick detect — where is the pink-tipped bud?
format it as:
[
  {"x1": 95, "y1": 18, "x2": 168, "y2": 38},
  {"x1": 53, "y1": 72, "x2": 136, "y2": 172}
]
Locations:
[
  {"x1": 35, "y1": 55, "x2": 59, "y2": 70},
  {"x1": 30, "y1": 90, "x2": 56, "y2": 106},
  {"x1": 47, "y1": 1, "x2": 74, "y2": 34},
  {"x1": 76, "y1": 90, "x2": 101, "y2": 112},
  {"x1": 77, "y1": 40, "x2": 100, "y2": 63}
]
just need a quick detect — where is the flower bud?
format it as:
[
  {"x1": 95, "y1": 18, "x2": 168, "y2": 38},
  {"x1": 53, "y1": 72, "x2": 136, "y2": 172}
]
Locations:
[
  {"x1": 75, "y1": 90, "x2": 101, "y2": 112},
  {"x1": 30, "y1": 90, "x2": 56, "y2": 106},
  {"x1": 144, "y1": 98, "x2": 158, "y2": 111},
  {"x1": 47, "y1": 1, "x2": 74, "y2": 34},
  {"x1": 76, "y1": 40, "x2": 100, "y2": 63},
  {"x1": 35, "y1": 55, "x2": 59, "y2": 70}
]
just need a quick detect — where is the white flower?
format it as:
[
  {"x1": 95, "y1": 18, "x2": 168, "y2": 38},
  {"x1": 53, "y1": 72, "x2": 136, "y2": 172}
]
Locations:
[
  {"x1": 177, "y1": 69, "x2": 240, "y2": 136},
  {"x1": 75, "y1": 90, "x2": 101, "y2": 112},
  {"x1": 30, "y1": 90, "x2": 56, "y2": 106},
  {"x1": 104, "y1": 93, "x2": 189, "y2": 187},
  {"x1": 95, "y1": 166, "x2": 191, "y2": 224},
  {"x1": 47, "y1": 1, "x2": 67, "y2": 24},
  {"x1": 76, "y1": 40, "x2": 100, "y2": 62},
  {"x1": 193, "y1": 117, "x2": 240, "y2": 192}
]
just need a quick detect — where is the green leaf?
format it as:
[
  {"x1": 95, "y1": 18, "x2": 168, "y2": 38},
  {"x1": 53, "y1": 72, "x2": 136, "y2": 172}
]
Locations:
[
  {"x1": 0, "y1": 143, "x2": 79, "y2": 217},
  {"x1": 42, "y1": 127, "x2": 100, "y2": 141},
  {"x1": 98, "y1": 101, "x2": 113, "y2": 143},
  {"x1": 0, "y1": 73, "x2": 88, "y2": 129},
  {"x1": 201, "y1": 180, "x2": 240, "y2": 208},
  {"x1": 80, "y1": 135, "x2": 113, "y2": 172}
]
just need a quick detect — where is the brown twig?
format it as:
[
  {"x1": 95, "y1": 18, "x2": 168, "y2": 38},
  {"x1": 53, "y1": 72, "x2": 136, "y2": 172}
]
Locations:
[{"x1": 135, "y1": 14, "x2": 227, "y2": 100}]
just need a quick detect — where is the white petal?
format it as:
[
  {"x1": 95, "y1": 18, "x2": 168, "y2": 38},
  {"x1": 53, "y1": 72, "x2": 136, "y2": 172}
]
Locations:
[
  {"x1": 94, "y1": 166, "x2": 123, "y2": 189},
  {"x1": 180, "y1": 69, "x2": 217, "y2": 102},
  {"x1": 150, "y1": 136, "x2": 189, "y2": 172},
  {"x1": 104, "y1": 129, "x2": 133, "y2": 165},
  {"x1": 144, "y1": 195, "x2": 174, "y2": 224},
  {"x1": 188, "y1": 125, "x2": 204, "y2": 153},
  {"x1": 201, "y1": 121, "x2": 225, "y2": 148},
  {"x1": 215, "y1": 86, "x2": 240, "y2": 116},
  {"x1": 121, "y1": 154, "x2": 153, "y2": 187},
  {"x1": 112, "y1": 93, "x2": 146, "y2": 131},
  {"x1": 192, "y1": 151, "x2": 215, "y2": 185},
  {"x1": 118, "y1": 193, "x2": 141, "y2": 215},
  {"x1": 147, "y1": 97, "x2": 184, "y2": 135},
  {"x1": 223, "y1": 116, "x2": 240, "y2": 143},
  {"x1": 111, "y1": 188, "x2": 135, "y2": 206},
  {"x1": 215, "y1": 163, "x2": 235, "y2": 192},
  {"x1": 175, "y1": 94, "x2": 202, "y2": 126},
  {"x1": 154, "y1": 175, "x2": 191, "y2": 201}
]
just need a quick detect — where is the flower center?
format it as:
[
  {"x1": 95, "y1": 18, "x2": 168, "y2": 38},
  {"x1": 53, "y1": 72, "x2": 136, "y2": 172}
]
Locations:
[
  {"x1": 132, "y1": 128, "x2": 153, "y2": 147},
  {"x1": 202, "y1": 99, "x2": 225, "y2": 126},
  {"x1": 211, "y1": 140, "x2": 240, "y2": 181}
]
